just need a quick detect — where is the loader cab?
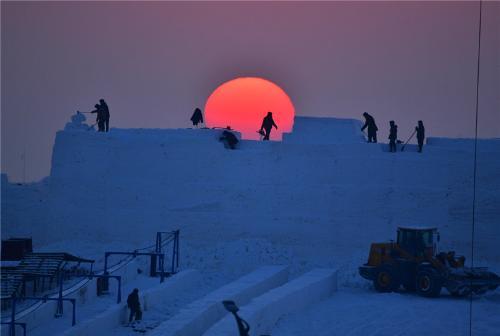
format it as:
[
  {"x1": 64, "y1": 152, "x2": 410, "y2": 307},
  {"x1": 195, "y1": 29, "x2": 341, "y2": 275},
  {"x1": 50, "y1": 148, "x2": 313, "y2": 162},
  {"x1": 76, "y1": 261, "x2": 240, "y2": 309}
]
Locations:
[{"x1": 397, "y1": 227, "x2": 438, "y2": 257}]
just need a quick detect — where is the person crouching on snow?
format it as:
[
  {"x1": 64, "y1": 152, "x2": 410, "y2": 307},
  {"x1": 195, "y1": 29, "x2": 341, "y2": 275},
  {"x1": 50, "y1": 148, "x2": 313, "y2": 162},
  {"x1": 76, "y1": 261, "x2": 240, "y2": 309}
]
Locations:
[
  {"x1": 127, "y1": 288, "x2": 142, "y2": 323},
  {"x1": 219, "y1": 129, "x2": 239, "y2": 149}
]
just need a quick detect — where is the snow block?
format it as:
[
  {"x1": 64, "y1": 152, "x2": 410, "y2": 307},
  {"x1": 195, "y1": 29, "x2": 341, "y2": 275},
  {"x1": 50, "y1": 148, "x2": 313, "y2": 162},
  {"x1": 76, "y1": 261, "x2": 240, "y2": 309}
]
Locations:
[
  {"x1": 283, "y1": 117, "x2": 365, "y2": 144},
  {"x1": 61, "y1": 269, "x2": 201, "y2": 336},
  {"x1": 149, "y1": 265, "x2": 289, "y2": 336},
  {"x1": 426, "y1": 137, "x2": 500, "y2": 152},
  {"x1": 204, "y1": 268, "x2": 337, "y2": 336}
]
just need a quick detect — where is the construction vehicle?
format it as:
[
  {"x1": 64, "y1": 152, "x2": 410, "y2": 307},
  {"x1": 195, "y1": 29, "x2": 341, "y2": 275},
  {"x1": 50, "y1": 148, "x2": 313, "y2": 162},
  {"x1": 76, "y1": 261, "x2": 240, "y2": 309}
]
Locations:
[{"x1": 359, "y1": 227, "x2": 500, "y2": 297}]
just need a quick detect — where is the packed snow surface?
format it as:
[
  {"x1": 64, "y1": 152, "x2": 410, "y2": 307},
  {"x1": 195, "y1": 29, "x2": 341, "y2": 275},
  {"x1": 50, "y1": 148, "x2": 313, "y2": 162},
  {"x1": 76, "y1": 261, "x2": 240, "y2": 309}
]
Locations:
[{"x1": 2, "y1": 115, "x2": 499, "y2": 335}]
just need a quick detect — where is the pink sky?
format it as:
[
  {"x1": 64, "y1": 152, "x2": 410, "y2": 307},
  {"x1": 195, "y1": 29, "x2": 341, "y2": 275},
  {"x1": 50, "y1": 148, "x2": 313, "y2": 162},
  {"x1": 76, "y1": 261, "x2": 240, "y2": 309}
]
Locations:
[{"x1": 1, "y1": 1, "x2": 499, "y2": 182}]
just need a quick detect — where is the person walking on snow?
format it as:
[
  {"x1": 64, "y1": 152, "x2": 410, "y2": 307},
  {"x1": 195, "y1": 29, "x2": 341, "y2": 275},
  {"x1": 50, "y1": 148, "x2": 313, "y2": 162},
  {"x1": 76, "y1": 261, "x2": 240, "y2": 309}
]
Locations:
[
  {"x1": 388, "y1": 120, "x2": 398, "y2": 153},
  {"x1": 260, "y1": 112, "x2": 278, "y2": 141},
  {"x1": 361, "y1": 112, "x2": 378, "y2": 143},
  {"x1": 127, "y1": 288, "x2": 142, "y2": 323},
  {"x1": 416, "y1": 120, "x2": 425, "y2": 153}
]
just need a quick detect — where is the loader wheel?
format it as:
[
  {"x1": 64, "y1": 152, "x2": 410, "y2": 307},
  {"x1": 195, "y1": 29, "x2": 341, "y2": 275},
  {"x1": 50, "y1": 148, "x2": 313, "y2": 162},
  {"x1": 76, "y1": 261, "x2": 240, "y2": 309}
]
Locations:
[
  {"x1": 416, "y1": 270, "x2": 442, "y2": 297},
  {"x1": 374, "y1": 266, "x2": 399, "y2": 292},
  {"x1": 488, "y1": 273, "x2": 499, "y2": 291}
]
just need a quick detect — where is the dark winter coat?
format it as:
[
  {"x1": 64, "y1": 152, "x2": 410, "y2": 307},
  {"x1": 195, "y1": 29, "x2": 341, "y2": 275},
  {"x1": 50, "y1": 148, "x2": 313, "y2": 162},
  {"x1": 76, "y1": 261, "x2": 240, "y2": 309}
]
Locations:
[
  {"x1": 416, "y1": 125, "x2": 425, "y2": 141},
  {"x1": 361, "y1": 114, "x2": 378, "y2": 132},
  {"x1": 127, "y1": 292, "x2": 140, "y2": 310},
  {"x1": 91, "y1": 106, "x2": 105, "y2": 123},
  {"x1": 261, "y1": 115, "x2": 278, "y2": 131},
  {"x1": 190, "y1": 109, "x2": 203, "y2": 126},
  {"x1": 221, "y1": 130, "x2": 238, "y2": 146},
  {"x1": 100, "y1": 102, "x2": 110, "y2": 120},
  {"x1": 389, "y1": 125, "x2": 398, "y2": 141}
]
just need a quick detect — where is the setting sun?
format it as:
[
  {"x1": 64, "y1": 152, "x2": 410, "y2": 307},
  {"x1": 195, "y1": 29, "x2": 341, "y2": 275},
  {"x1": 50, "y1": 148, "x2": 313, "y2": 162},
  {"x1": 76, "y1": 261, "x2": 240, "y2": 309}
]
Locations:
[{"x1": 204, "y1": 77, "x2": 295, "y2": 140}]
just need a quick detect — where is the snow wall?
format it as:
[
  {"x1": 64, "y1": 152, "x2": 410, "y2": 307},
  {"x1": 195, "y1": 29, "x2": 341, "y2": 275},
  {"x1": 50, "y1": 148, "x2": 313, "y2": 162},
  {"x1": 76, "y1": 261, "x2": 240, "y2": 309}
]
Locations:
[{"x1": 2, "y1": 115, "x2": 500, "y2": 266}]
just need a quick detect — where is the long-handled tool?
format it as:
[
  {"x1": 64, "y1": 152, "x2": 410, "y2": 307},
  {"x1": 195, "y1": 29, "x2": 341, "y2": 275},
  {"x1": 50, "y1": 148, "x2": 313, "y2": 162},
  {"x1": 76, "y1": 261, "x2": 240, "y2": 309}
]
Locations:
[
  {"x1": 222, "y1": 300, "x2": 250, "y2": 336},
  {"x1": 401, "y1": 129, "x2": 416, "y2": 152},
  {"x1": 86, "y1": 123, "x2": 97, "y2": 131},
  {"x1": 257, "y1": 129, "x2": 265, "y2": 141}
]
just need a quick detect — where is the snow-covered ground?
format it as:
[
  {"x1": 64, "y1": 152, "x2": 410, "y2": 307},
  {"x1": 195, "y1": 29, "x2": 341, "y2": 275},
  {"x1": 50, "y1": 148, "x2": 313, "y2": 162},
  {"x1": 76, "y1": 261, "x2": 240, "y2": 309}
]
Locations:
[{"x1": 1, "y1": 115, "x2": 499, "y2": 335}]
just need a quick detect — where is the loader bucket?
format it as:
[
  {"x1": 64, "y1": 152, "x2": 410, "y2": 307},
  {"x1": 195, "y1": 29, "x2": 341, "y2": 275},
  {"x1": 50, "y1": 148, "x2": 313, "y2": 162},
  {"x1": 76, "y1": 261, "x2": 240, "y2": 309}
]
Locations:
[{"x1": 445, "y1": 268, "x2": 500, "y2": 296}]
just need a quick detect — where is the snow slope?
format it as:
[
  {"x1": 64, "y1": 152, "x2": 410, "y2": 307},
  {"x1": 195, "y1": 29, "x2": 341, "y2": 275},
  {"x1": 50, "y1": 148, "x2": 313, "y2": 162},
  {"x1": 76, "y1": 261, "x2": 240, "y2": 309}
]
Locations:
[{"x1": 2, "y1": 114, "x2": 499, "y2": 335}]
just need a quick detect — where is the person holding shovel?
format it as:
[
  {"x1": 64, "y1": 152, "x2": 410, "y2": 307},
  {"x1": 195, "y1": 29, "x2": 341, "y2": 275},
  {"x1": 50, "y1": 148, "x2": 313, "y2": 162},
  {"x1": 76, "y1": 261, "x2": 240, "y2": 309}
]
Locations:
[
  {"x1": 361, "y1": 112, "x2": 378, "y2": 143},
  {"x1": 90, "y1": 104, "x2": 105, "y2": 132}
]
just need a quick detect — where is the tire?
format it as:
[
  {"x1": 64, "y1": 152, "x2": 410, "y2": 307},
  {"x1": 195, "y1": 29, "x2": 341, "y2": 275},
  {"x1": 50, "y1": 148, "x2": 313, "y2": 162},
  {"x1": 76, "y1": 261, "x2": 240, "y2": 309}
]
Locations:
[
  {"x1": 416, "y1": 269, "x2": 442, "y2": 297},
  {"x1": 488, "y1": 273, "x2": 499, "y2": 291},
  {"x1": 373, "y1": 266, "x2": 400, "y2": 292}
]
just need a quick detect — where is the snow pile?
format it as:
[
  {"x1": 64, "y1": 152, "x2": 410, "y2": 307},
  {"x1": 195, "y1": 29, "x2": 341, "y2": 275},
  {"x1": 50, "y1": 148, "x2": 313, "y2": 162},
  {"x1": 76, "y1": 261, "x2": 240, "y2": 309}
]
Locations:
[
  {"x1": 64, "y1": 112, "x2": 89, "y2": 131},
  {"x1": 283, "y1": 116, "x2": 365, "y2": 144},
  {"x1": 426, "y1": 137, "x2": 500, "y2": 152}
]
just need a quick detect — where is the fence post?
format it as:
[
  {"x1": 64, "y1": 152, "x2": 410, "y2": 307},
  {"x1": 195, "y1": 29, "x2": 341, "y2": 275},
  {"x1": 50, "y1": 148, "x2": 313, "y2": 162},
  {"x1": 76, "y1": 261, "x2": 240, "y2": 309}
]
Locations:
[
  {"x1": 117, "y1": 276, "x2": 122, "y2": 303},
  {"x1": 55, "y1": 271, "x2": 64, "y2": 317},
  {"x1": 160, "y1": 254, "x2": 165, "y2": 283},
  {"x1": 70, "y1": 299, "x2": 76, "y2": 326},
  {"x1": 10, "y1": 294, "x2": 16, "y2": 336}
]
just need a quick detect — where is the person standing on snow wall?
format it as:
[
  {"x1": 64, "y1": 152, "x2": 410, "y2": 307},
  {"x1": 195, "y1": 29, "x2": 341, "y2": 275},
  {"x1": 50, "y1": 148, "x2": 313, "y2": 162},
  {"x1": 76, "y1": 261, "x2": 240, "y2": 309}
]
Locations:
[
  {"x1": 416, "y1": 120, "x2": 425, "y2": 153},
  {"x1": 260, "y1": 112, "x2": 278, "y2": 141},
  {"x1": 99, "y1": 99, "x2": 110, "y2": 132},
  {"x1": 388, "y1": 120, "x2": 398, "y2": 152},
  {"x1": 127, "y1": 288, "x2": 142, "y2": 323},
  {"x1": 190, "y1": 107, "x2": 204, "y2": 127},
  {"x1": 90, "y1": 104, "x2": 105, "y2": 132},
  {"x1": 361, "y1": 112, "x2": 378, "y2": 143}
]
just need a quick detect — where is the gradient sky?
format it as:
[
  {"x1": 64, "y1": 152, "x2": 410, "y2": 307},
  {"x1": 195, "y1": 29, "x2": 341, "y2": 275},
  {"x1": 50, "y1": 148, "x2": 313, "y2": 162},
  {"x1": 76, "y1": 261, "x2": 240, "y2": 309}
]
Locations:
[{"x1": 1, "y1": 1, "x2": 499, "y2": 182}]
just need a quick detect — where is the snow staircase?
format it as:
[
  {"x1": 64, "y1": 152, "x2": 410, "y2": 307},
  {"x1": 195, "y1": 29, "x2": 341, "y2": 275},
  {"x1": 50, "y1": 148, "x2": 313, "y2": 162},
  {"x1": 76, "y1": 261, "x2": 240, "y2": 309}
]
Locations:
[
  {"x1": 62, "y1": 269, "x2": 202, "y2": 336},
  {"x1": 149, "y1": 265, "x2": 289, "y2": 336},
  {"x1": 204, "y1": 268, "x2": 338, "y2": 336}
]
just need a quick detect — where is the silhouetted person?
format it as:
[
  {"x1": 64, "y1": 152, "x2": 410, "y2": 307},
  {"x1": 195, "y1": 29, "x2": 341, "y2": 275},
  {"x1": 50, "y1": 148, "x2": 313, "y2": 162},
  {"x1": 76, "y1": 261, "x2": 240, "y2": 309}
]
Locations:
[
  {"x1": 190, "y1": 108, "x2": 204, "y2": 127},
  {"x1": 90, "y1": 104, "x2": 105, "y2": 132},
  {"x1": 99, "y1": 99, "x2": 110, "y2": 132},
  {"x1": 361, "y1": 112, "x2": 378, "y2": 143},
  {"x1": 416, "y1": 120, "x2": 425, "y2": 153},
  {"x1": 127, "y1": 288, "x2": 142, "y2": 323},
  {"x1": 219, "y1": 129, "x2": 239, "y2": 149},
  {"x1": 260, "y1": 112, "x2": 278, "y2": 141},
  {"x1": 388, "y1": 120, "x2": 398, "y2": 152}
]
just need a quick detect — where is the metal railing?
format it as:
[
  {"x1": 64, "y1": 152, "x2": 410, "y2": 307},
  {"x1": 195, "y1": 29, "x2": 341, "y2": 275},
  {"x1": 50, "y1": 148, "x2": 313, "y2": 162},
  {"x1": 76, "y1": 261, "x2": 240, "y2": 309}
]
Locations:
[{"x1": 1, "y1": 229, "x2": 180, "y2": 336}]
